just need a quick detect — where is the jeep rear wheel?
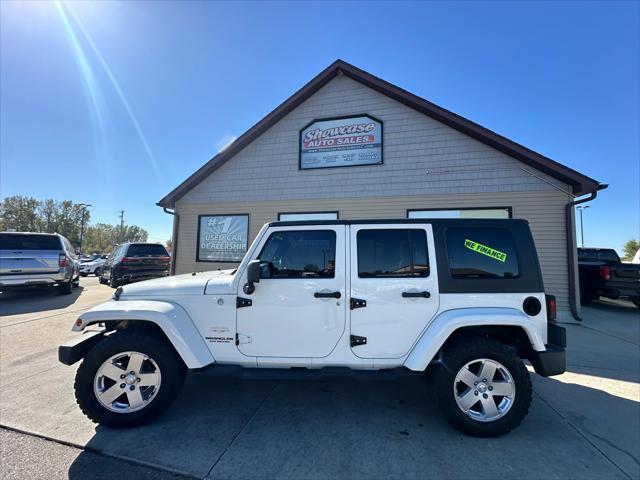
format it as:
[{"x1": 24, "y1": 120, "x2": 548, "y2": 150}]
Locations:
[
  {"x1": 74, "y1": 330, "x2": 186, "y2": 428},
  {"x1": 433, "y1": 337, "x2": 532, "y2": 437}
]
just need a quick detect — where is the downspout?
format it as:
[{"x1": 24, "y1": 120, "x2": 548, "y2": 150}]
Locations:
[
  {"x1": 163, "y1": 207, "x2": 179, "y2": 276},
  {"x1": 565, "y1": 184, "x2": 608, "y2": 321}
]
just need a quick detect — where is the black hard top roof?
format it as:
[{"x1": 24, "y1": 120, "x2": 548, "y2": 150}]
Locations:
[{"x1": 268, "y1": 218, "x2": 529, "y2": 228}]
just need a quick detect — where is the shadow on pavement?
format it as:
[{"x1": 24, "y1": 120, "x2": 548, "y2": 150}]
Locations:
[
  {"x1": 66, "y1": 372, "x2": 637, "y2": 480},
  {"x1": 0, "y1": 285, "x2": 84, "y2": 317}
]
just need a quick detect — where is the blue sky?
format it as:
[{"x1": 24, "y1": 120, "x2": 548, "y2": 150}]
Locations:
[{"x1": 1, "y1": 1, "x2": 638, "y2": 252}]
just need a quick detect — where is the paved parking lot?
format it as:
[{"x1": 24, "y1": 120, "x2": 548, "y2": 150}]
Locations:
[{"x1": 1, "y1": 277, "x2": 638, "y2": 479}]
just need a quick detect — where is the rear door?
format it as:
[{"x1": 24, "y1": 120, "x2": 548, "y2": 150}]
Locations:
[
  {"x1": 349, "y1": 224, "x2": 440, "y2": 359},
  {"x1": 0, "y1": 234, "x2": 62, "y2": 275}
]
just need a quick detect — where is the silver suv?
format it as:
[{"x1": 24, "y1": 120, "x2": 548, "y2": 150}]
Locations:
[{"x1": 0, "y1": 232, "x2": 80, "y2": 294}]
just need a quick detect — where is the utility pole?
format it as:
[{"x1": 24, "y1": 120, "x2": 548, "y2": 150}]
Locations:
[
  {"x1": 78, "y1": 204, "x2": 92, "y2": 256},
  {"x1": 576, "y1": 206, "x2": 589, "y2": 248},
  {"x1": 119, "y1": 210, "x2": 125, "y2": 243}
]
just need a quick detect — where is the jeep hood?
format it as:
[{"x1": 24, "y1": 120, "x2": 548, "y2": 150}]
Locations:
[{"x1": 119, "y1": 269, "x2": 236, "y2": 297}]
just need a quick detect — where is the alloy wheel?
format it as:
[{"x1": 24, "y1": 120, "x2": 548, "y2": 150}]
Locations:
[
  {"x1": 93, "y1": 351, "x2": 162, "y2": 413},
  {"x1": 453, "y1": 358, "x2": 515, "y2": 422}
]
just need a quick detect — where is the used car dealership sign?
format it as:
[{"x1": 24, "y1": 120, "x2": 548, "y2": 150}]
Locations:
[{"x1": 300, "y1": 115, "x2": 383, "y2": 169}]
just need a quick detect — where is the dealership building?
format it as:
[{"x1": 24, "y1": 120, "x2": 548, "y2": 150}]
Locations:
[{"x1": 158, "y1": 60, "x2": 605, "y2": 321}]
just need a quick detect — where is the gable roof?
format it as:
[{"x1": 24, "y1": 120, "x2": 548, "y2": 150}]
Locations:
[{"x1": 158, "y1": 60, "x2": 603, "y2": 208}]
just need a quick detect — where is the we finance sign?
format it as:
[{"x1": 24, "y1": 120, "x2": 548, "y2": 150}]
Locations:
[{"x1": 300, "y1": 115, "x2": 383, "y2": 169}]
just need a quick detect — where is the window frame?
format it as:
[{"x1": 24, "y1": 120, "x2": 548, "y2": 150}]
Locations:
[
  {"x1": 406, "y1": 207, "x2": 512, "y2": 219},
  {"x1": 356, "y1": 228, "x2": 430, "y2": 279},
  {"x1": 443, "y1": 226, "x2": 521, "y2": 281},
  {"x1": 196, "y1": 213, "x2": 250, "y2": 264},
  {"x1": 256, "y1": 229, "x2": 338, "y2": 280},
  {"x1": 277, "y1": 211, "x2": 339, "y2": 221}
]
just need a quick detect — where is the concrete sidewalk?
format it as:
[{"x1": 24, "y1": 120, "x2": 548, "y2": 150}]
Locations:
[{"x1": 1, "y1": 282, "x2": 638, "y2": 479}]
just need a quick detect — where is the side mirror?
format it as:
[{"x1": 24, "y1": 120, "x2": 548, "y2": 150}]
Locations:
[{"x1": 243, "y1": 260, "x2": 261, "y2": 294}]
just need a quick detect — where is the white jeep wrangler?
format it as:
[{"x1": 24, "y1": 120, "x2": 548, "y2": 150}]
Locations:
[{"x1": 60, "y1": 219, "x2": 566, "y2": 437}]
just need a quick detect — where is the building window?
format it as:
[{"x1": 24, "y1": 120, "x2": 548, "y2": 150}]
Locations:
[
  {"x1": 278, "y1": 212, "x2": 339, "y2": 221},
  {"x1": 197, "y1": 214, "x2": 249, "y2": 263},
  {"x1": 258, "y1": 230, "x2": 336, "y2": 278},
  {"x1": 407, "y1": 208, "x2": 511, "y2": 219},
  {"x1": 357, "y1": 229, "x2": 429, "y2": 278},
  {"x1": 445, "y1": 228, "x2": 519, "y2": 279}
]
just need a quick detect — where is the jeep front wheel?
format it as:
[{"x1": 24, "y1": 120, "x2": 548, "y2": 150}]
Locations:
[
  {"x1": 74, "y1": 330, "x2": 186, "y2": 428},
  {"x1": 433, "y1": 337, "x2": 532, "y2": 437}
]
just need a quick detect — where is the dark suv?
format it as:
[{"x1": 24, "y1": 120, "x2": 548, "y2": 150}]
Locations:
[{"x1": 99, "y1": 243, "x2": 170, "y2": 288}]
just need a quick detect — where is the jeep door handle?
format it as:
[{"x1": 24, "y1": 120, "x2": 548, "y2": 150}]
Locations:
[
  {"x1": 402, "y1": 291, "x2": 431, "y2": 298},
  {"x1": 314, "y1": 291, "x2": 341, "y2": 299}
]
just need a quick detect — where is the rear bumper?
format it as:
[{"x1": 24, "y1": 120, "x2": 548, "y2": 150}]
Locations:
[
  {"x1": 117, "y1": 271, "x2": 169, "y2": 282},
  {"x1": 598, "y1": 286, "x2": 640, "y2": 300},
  {"x1": 0, "y1": 272, "x2": 68, "y2": 287},
  {"x1": 58, "y1": 330, "x2": 106, "y2": 365},
  {"x1": 530, "y1": 323, "x2": 566, "y2": 377}
]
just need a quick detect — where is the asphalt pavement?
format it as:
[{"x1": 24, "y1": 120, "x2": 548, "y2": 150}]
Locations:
[{"x1": 0, "y1": 277, "x2": 638, "y2": 479}]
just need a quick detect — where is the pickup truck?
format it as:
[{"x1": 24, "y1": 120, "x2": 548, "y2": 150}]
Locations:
[
  {"x1": 578, "y1": 247, "x2": 640, "y2": 308},
  {"x1": 59, "y1": 219, "x2": 566, "y2": 437}
]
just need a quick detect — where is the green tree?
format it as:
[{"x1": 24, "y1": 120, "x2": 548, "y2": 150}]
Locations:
[
  {"x1": 83, "y1": 223, "x2": 150, "y2": 254},
  {"x1": 0, "y1": 196, "x2": 40, "y2": 232},
  {"x1": 622, "y1": 239, "x2": 640, "y2": 261}
]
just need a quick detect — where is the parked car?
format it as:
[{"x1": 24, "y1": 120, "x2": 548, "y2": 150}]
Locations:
[
  {"x1": 79, "y1": 255, "x2": 108, "y2": 277},
  {"x1": 99, "y1": 243, "x2": 170, "y2": 288},
  {"x1": 60, "y1": 219, "x2": 565, "y2": 437},
  {"x1": 578, "y1": 247, "x2": 640, "y2": 308},
  {"x1": 0, "y1": 232, "x2": 80, "y2": 294}
]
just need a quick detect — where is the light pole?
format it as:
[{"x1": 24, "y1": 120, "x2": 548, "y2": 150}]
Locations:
[
  {"x1": 576, "y1": 205, "x2": 589, "y2": 248},
  {"x1": 79, "y1": 203, "x2": 92, "y2": 255}
]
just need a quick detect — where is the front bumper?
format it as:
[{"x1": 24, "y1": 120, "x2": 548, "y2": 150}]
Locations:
[
  {"x1": 529, "y1": 323, "x2": 566, "y2": 377},
  {"x1": 58, "y1": 330, "x2": 106, "y2": 365}
]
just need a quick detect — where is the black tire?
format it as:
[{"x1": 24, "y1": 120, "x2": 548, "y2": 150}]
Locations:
[
  {"x1": 94, "y1": 267, "x2": 102, "y2": 277},
  {"x1": 580, "y1": 291, "x2": 593, "y2": 306},
  {"x1": 433, "y1": 336, "x2": 532, "y2": 437},
  {"x1": 80, "y1": 272, "x2": 88, "y2": 277},
  {"x1": 74, "y1": 329, "x2": 187, "y2": 428},
  {"x1": 109, "y1": 276, "x2": 119, "y2": 288},
  {"x1": 58, "y1": 278, "x2": 73, "y2": 295},
  {"x1": 98, "y1": 274, "x2": 107, "y2": 285}
]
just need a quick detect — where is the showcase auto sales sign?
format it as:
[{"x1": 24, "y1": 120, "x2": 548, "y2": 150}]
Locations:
[{"x1": 300, "y1": 115, "x2": 383, "y2": 169}]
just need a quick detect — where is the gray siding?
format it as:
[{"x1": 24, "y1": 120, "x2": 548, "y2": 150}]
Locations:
[
  {"x1": 175, "y1": 190, "x2": 573, "y2": 319},
  {"x1": 174, "y1": 73, "x2": 574, "y2": 319},
  {"x1": 180, "y1": 75, "x2": 571, "y2": 205}
]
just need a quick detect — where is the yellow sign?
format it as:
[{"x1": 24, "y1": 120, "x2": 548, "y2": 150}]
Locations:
[{"x1": 464, "y1": 239, "x2": 507, "y2": 263}]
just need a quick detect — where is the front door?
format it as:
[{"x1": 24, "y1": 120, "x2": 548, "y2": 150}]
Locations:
[
  {"x1": 236, "y1": 226, "x2": 346, "y2": 358},
  {"x1": 349, "y1": 224, "x2": 440, "y2": 358}
]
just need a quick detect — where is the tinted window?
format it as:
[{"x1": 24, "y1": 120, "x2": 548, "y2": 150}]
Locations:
[
  {"x1": 357, "y1": 229, "x2": 429, "y2": 278},
  {"x1": 446, "y1": 228, "x2": 519, "y2": 279},
  {"x1": 126, "y1": 244, "x2": 169, "y2": 257},
  {"x1": 578, "y1": 249, "x2": 597, "y2": 261},
  {"x1": 0, "y1": 234, "x2": 61, "y2": 250},
  {"x1": 597, "y1": 250, "x2": 620, "y2": 263},
  {"x1": 258, "y1": 230, "x2": 336, "y2": 278}
]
